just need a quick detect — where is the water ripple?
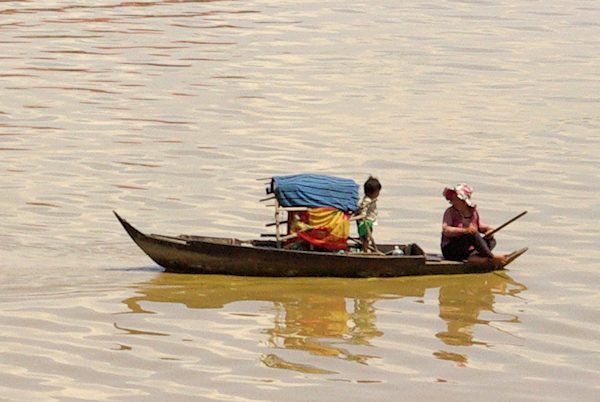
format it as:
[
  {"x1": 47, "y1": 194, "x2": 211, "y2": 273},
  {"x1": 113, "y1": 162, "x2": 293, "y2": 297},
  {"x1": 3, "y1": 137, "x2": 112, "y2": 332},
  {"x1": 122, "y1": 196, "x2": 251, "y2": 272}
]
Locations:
[{"x1": 1, "y1": 0, "x2": 599, "y2": 400}]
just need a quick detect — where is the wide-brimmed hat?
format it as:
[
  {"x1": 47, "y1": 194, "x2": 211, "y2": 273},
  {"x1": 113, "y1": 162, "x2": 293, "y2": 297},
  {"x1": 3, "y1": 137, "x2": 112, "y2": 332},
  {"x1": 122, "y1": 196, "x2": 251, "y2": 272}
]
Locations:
[{"x1": 443, "y1": 183, "x2": 475, "y2": 207}]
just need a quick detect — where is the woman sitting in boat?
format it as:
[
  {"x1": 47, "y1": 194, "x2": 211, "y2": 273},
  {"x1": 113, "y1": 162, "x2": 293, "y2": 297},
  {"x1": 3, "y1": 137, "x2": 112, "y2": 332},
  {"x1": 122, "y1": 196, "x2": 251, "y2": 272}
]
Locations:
[{"x1": 441, "y1": 184, "x2": 507, "y2": 266}]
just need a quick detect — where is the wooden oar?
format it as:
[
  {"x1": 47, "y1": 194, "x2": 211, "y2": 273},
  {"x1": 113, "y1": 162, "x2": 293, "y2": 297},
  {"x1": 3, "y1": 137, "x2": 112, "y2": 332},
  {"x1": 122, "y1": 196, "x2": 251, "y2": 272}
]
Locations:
[{"x1": 484, "y1": 210, "x2": 527, "y2": 239}]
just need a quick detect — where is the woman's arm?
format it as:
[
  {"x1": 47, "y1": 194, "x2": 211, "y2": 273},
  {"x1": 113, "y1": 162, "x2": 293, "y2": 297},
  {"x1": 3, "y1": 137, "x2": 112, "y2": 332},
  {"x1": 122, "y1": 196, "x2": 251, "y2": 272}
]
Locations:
[
  {"x1": 442, "y1": 222, "x2": 466, "y2": 237},
  {"x1": 475, "y1": 210, "x2": 494, "y2": 234},
  {"x1": 442, "y1": 208, "x2": 463, "y2": 237},
  {"x1": 442, "y1": 207, "x2": 473, "y2": 237}
]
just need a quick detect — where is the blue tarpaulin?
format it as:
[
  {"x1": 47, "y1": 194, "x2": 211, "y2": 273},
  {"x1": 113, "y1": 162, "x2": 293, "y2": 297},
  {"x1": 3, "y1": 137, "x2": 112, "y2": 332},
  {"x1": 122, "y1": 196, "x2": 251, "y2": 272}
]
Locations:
[{"x1": 272, "y1": 174, "x2": 359, "y2": 212}]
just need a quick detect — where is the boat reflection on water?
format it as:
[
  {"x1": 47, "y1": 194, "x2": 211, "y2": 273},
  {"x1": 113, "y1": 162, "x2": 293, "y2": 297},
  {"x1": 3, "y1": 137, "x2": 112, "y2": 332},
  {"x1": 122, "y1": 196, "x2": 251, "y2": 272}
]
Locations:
[{"x1": 122, "y1": 272, "x2": 527, "y2": 372}]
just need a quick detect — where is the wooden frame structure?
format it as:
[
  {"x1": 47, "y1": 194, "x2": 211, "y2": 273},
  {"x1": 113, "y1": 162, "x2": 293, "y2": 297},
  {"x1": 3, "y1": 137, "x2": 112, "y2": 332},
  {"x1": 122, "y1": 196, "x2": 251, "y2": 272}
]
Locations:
[{"x1": 261, "y1": 193, "x2": 366, "y2": 250}]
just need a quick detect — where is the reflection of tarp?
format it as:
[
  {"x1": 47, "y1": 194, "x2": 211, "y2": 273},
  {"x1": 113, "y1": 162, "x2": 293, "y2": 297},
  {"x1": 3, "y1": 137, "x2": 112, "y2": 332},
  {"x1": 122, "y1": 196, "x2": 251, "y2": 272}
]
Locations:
[
  {"x1": 292, "y1": 207, "x2": 351, "y2": 251},
  {"x1": 272, "y1": 174, "x2": 359, "y2": 212}
]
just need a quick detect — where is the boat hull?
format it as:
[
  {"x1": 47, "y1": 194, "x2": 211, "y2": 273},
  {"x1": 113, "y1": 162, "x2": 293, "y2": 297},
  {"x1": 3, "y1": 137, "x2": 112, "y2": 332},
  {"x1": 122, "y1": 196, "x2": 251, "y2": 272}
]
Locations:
[{"x1": 115, "y1": 212, "x2": 526, "y2": 277}]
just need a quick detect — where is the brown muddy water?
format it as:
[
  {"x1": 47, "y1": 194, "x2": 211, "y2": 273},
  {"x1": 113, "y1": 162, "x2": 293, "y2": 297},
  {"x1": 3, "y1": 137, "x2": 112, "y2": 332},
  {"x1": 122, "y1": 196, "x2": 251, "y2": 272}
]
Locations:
[{"x1": 1, "y1": 1, "x2": 599, "y2": 400}]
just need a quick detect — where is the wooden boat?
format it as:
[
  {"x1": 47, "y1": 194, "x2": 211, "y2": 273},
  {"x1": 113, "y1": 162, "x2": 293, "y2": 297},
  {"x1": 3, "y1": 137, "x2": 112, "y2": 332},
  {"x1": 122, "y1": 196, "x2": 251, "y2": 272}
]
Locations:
[{"x1": 114, "y1": 211, "x2": 527, "y2": 277}]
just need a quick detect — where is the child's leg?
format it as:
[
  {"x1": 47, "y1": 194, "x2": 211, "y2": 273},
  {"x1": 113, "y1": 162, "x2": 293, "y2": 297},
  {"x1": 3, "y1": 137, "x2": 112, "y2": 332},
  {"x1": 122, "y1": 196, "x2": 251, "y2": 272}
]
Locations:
[
  {"x1": 358, "y1": 220, "x2": 373, "y2": 252},
  {"x1": 360, "y1": 235, "x2": 369, "y2": 252}
]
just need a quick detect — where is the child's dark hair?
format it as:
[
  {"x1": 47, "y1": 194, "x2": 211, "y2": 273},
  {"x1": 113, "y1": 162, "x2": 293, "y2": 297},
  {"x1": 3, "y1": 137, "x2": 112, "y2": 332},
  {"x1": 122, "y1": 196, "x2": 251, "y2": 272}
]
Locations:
[{"x1": 364, "y1": 176, "x2": 382, "y2": 197}]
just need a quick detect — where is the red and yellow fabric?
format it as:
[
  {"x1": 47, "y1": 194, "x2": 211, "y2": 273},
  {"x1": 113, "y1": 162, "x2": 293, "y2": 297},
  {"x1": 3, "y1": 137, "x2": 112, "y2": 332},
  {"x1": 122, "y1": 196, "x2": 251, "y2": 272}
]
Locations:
[{"x1": 290, "y1": 207, "x2": 351, "y2": 251}]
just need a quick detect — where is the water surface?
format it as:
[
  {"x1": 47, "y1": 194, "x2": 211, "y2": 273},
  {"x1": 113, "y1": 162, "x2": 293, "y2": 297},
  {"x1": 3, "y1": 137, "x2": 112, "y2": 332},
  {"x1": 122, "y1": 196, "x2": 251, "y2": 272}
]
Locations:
[{"x1": 1, "y1": 1, "x2": 599, "y2": 400}]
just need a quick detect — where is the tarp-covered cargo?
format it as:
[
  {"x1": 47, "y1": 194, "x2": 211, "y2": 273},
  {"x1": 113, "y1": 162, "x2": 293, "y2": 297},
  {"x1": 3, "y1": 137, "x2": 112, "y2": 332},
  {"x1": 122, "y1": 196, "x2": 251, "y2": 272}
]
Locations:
[{"x1": 271, "y1": 174, "x2": 359, "y2": 212}]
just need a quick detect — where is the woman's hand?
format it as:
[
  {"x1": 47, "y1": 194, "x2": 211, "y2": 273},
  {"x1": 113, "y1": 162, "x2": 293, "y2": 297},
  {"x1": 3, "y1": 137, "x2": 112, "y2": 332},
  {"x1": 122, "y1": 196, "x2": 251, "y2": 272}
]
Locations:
[
  {"x1": 464, "y1": 224, "x2": 478, "y2": 235},
  {"x1": 484, "y1": 227, "x2": 495, "y2": 238}
]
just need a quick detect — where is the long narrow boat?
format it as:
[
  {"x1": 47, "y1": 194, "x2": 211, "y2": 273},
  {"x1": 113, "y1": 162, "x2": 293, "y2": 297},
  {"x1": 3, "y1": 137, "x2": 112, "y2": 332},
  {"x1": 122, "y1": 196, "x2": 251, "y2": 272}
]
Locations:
[{"x1": 114, "y1": 212, "x2": 527, "y2": 277}]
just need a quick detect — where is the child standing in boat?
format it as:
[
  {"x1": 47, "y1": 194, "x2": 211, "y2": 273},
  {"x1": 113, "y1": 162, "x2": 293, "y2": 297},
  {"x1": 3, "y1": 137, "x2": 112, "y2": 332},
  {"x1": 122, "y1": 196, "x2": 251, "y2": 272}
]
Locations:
[
  {"x1": 357, "y1": 176, "x2": 382, "y2": 252},
  {"x1": 441, "y1": 184, "x2": 507, "y2": 266}
]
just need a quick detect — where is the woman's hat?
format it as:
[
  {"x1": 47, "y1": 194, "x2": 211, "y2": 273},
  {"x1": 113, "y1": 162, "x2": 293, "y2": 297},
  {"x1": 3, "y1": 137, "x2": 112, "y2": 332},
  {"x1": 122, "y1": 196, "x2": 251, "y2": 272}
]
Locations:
[{"x1": 443, "y1": 183, "x2": 475, "y2": 207}]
